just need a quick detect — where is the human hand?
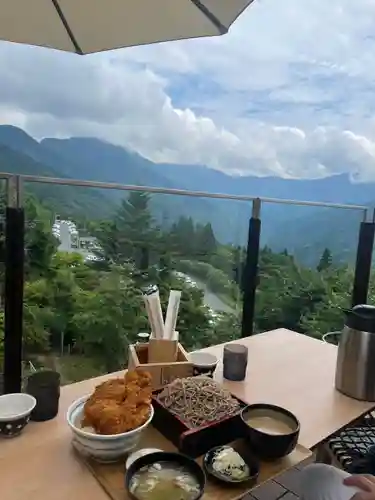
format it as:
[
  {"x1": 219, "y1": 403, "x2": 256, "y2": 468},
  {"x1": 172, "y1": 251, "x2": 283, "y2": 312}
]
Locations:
[{"x1": 344, "y1": 475, "x2": 375, "y2": 499}]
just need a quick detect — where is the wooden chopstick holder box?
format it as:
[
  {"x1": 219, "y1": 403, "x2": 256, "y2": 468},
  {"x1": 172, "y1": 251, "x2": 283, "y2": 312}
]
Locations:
[
  {"x1": 128, "y1": 334, "x2": 193, "y2": 390},
  {"x1": 148, "y1": 334, "x2": 178, "y2": 363}
]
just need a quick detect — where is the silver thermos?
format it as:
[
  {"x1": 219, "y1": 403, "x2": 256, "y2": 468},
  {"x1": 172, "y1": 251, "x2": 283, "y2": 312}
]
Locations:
[{"x1": 335, "y1": 304, "x2": 375, "y2": 401}]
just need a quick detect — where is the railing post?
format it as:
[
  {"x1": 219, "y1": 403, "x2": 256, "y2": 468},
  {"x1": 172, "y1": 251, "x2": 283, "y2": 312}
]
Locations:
[
  {"x1": 3, "y1": 176, "x2": 24, "y2": 393},
  {"x1": 241, "y1": 198, "x2": 261, "y2": 337},
  {"x1": 139, "y1": 247, "x2": 149, "y2": 271},
  {"x1": 351, "y1": 210, "x2": 375, "y2": 307}
]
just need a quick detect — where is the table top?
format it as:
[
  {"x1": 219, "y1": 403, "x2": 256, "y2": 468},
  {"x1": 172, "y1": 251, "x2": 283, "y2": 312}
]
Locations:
[
  {"x1": 206, "y1": 329, "x2": 375, "y2": 449},
  {"x1": 0, "y1": 329, "x2": 373, "y2": 500}
]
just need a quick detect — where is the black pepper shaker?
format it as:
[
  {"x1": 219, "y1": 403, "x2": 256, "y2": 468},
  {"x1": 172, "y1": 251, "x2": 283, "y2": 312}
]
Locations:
[
  {"x1": 223, "y1": 344, "x2": 248, "y2": 381},
  {"x1": 26, "y1": 370, "x2": 60, "y2": 422}
]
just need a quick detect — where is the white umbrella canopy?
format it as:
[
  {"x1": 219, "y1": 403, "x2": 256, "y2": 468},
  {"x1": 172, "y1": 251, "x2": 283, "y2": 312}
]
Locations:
[{"x1": 1, "y1": 0, "x2": 254, "y2": 55}]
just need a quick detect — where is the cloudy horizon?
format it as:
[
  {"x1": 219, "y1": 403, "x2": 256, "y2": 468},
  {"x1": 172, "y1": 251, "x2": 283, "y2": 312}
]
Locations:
[{"x1": 1, "y1": 0, "x2": 375, "y2": 180}]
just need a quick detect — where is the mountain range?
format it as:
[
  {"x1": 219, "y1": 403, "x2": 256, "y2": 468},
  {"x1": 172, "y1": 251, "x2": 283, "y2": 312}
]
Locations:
[{"x1": 0, "y1": 124, "x2": 373, "y2": 266}]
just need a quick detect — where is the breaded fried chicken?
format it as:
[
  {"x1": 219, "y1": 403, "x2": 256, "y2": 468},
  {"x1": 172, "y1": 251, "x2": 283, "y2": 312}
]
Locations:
[
  {"x1": 90, "y1": 378, "x2": 126, "y2": 402},
  {"x1": 82, "y1": 370, "x2": 152, "y2": 435}
]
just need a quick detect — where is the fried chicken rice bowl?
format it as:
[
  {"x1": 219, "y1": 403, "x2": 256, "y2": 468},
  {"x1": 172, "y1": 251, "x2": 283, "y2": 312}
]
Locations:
[{"x1": 67, "y1": 370, "x2": 154, "y2": 462}]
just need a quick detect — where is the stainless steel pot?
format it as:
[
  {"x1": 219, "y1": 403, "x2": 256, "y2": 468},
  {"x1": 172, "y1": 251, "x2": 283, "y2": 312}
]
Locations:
[{"x1": 335, "y1": 304, "x2": 375, "y2": 401}]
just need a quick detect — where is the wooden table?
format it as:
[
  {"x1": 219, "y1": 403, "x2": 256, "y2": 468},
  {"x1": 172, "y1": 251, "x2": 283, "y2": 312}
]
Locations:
[
  {"x1": 0, "y1": 329, "x2": 373, "y2": 500},
  {"x1": 206, "y1": 329, "x2": 375, "y2": 449}
]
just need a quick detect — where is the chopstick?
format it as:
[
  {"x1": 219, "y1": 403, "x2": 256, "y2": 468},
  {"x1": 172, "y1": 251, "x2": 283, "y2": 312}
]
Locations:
[
  {"x1": 164, "y1": 290, "x2": 181, "y2": 340},
  {"x1": 142, "y1": 286, "x2": 165, "y2": 340},
  {"x1": 142, "y1": 287, "x2": 182, "y2": 341}
]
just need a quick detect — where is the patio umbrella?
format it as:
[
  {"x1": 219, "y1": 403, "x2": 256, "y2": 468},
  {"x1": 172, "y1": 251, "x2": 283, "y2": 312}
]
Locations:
[{"x1": 1, "y1": 0, "x2": 254, "y2": 55}]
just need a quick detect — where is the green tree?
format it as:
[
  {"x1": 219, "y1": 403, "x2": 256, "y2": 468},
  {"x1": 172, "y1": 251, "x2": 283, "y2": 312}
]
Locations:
[
  {"x1": 24, "y1": 252, "x2": 89, "y2": 356},
  {"x1": 214, "y1": 311, "x2": 242, "y2": 343},
  {"x1": 196, "y1": 222, "x2": 217, "y2": 259},
  {"x1": 24, "y1": 196, "x2": 58, "y2": 278},
  {"x1": 169, "y1": 216, "x2": 196, "y2": 258},
  {"x1": 49, "y1": 265, "x2": 80, "y2": 352},
  {"x1": 73, "y1": 266, "x2": 147, "y2": 371},
  {"x1": 317, "y1": 248, "x2": 333, "y2": 272},
  {"x1": 94, "y1": 192, "x2": 160, "y2": 269},
  {"x1": 91, "y1": 219, "x2": 121, "y2": 264},
  {"x1": 255, "y1": 250, "x2": 327, "y2": 333},
  {"x1": 157, "y1": 273, "x2": 214, "y2": 350},
  {"x1": 116, "y1": 192, "x2": 157, "y2": 263},
  {"x1": 301, "y1": 266, "x2": 358, "y2": 338},
  {"x1": 23, "y1": 279, "x2": 53, "y2": 353}
]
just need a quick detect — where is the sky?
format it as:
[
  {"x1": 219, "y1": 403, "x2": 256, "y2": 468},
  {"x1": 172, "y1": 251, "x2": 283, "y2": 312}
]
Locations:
[{"x1": 1, "y1": 0, "x2": 375, "y2": 180}]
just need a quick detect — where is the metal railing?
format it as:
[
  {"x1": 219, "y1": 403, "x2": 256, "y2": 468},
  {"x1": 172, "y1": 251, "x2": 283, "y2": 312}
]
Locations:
[
  {"x1": 1, "y1": 172, "x2": 374, "y2": 393},
  {"x1": 0, "y1": 171, "x2": 370, "y2": 212}
]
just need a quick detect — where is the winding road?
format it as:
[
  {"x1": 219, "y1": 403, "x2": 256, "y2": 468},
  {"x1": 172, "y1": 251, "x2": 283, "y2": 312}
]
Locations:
[{"x1": 178, "y1": 272, "x2": 235, "y2": 313}]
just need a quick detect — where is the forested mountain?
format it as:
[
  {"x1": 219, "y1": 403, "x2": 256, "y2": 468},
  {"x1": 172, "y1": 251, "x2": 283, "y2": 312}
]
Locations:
[
  {"x1": 266, "y1": 205, "x2": 366, "y2": 266},
  {"x1": 0, "y1": 124, "x2": 373, "y2": 265},
  {"x1": 0, "y1": 142, "x2": 112, "y2": 218}
]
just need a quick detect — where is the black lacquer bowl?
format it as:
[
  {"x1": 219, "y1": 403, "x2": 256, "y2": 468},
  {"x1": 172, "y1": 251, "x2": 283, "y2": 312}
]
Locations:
[
  {"x1": 125, "y1": 451, "x2": 206, "y2": 500},
  {"x1": 203, "y1": 444, "x2": 260, "y2": 486},
  {"x1": 240, "y1": 404, "x2": 300, "y2": 461},
  {"x1": 0, "y1": 393, "x2": 36, "y2": 438}
]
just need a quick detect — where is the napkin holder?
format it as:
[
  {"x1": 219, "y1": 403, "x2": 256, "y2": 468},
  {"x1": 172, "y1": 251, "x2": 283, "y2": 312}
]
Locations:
[{"x1": 128, "y1": 333, "x2": 193, "y2": 390}]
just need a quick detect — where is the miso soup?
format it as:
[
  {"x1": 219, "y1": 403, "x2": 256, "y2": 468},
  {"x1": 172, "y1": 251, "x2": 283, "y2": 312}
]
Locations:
[
  {"x1": 129, "y1": 461, "x2": 200, "y2": 500},
  {"x1": 246, "y1": 414, "x2": 295, "y2": 435}
]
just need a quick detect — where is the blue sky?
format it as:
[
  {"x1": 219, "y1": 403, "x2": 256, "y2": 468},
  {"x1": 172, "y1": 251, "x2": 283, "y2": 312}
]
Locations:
[{"x1": 1, "y1": 0, "x2": 375, "y2": 180}]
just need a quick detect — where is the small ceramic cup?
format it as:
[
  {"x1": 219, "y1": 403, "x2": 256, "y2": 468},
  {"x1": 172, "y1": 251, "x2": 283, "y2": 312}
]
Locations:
[
  {"x1": 223, "y1": 344, "x2": 248, "y2": 381},
  {"x1": 26, "y1": 370, "x2": 61, "y2": 422},
  {"x1": 189, "y1": 352, "x2": 218, "y2": 378},
  {"x1": 0, "y1": 393, "x2": 36, "y2": 437}
]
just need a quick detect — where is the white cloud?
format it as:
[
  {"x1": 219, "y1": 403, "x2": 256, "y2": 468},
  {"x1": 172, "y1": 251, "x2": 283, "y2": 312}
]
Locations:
[{"x1": 1, "y1": 0, "x2": 375, "y2": 180}]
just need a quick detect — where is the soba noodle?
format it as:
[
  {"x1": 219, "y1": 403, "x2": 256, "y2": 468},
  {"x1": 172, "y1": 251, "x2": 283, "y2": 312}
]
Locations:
[{"x1": 156, "y1": 377, "x2": 241, "y2": 428}]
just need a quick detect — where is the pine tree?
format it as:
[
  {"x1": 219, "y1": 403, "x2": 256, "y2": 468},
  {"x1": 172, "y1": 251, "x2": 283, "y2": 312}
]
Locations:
[
  {"x1": 94, "y1": 192, "x2": 159, "y2": 268},
  {"x1": 169, "y1": 216, "x2": 196, "y2": 258},
  {"x1": 317, "y1": 248, "x2": 333, "y2": 272},
  {"x1": 116, "y1": 192, "x2": 156, "y2": 263},
  {"x1": 196, "y1": 222, "x2": 217, "y2": 258}
]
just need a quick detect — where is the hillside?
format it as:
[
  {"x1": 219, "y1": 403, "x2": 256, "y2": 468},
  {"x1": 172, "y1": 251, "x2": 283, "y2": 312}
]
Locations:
[
  {"x1": 0, "y1": 127, "x2": 245, "y2": 241},
  {"x1": 41, "y1": 136, "x2": 249, "y2": 242},
  {"x1": 0, "y1": 125, "x2": 373, "y2": 264},
  {"x1": 0, "y1": 141, "x2": 112, "y2": 218},
  {"x1": 41, "y1": 135, "x2": 375, "y2": 263},
  {"x1": 266, "y1": 206, "x2": 367, "y2": 266}
]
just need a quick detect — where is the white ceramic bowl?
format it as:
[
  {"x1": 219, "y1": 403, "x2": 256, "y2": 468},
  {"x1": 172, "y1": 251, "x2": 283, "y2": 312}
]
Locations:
[
  {"x1": 66, "y1": 395, "x2": 154, "y2": 463},
  {"x1": 0, "y1": 393, "x2": 36, "y2": 437}
]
